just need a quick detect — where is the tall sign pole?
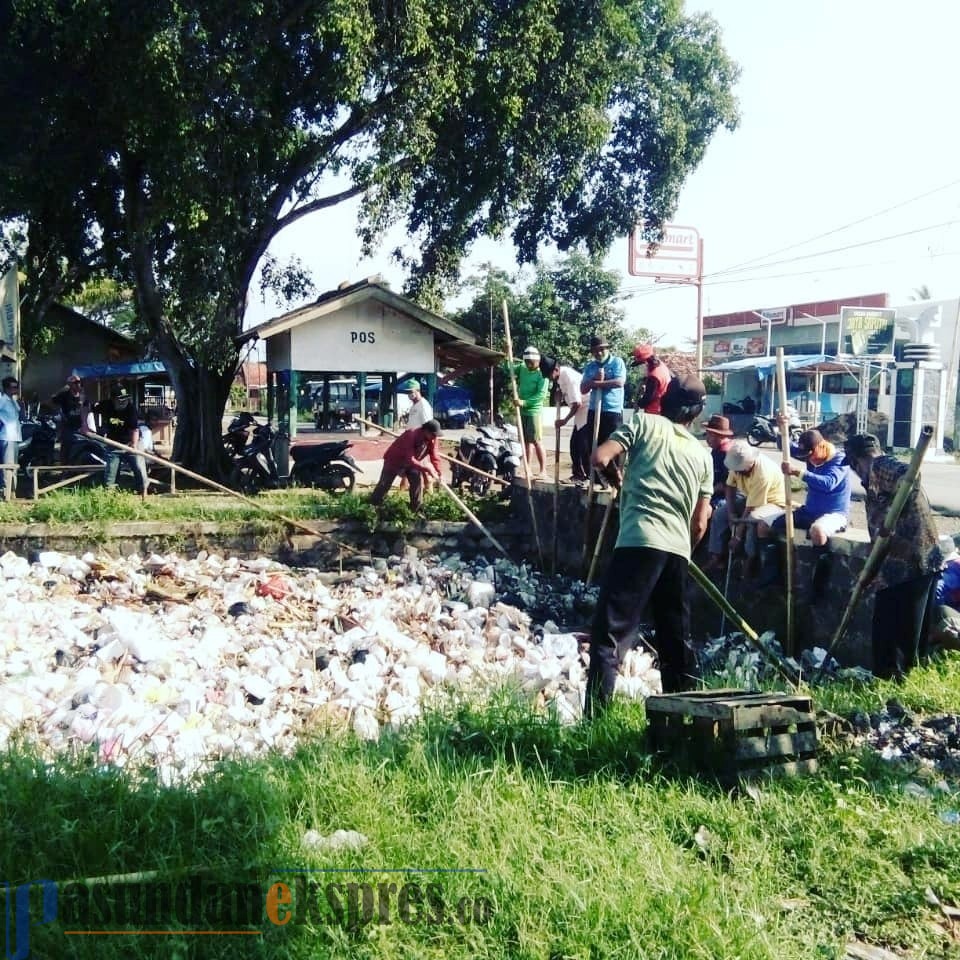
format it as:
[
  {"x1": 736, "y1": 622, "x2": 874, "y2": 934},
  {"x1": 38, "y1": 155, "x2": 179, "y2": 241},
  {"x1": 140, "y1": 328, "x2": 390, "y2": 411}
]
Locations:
[{"x1": 627, "y1": 223, "x2": 703, "y2": 365}]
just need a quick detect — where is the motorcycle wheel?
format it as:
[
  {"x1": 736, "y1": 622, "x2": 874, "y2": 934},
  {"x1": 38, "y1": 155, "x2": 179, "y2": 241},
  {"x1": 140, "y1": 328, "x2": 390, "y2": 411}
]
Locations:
[
  {"x1": 746, "y1": 428, "x2": 764, "y2": 447},
  {"x1": 469, "y1": 474, "x2": 490, "y2": 496},
  {"x1": 294, "y1": 463, "x2": 355, "y2": 493},
  {"x1": 231, "y1": 465, "x2": 260, "y2": 496}
]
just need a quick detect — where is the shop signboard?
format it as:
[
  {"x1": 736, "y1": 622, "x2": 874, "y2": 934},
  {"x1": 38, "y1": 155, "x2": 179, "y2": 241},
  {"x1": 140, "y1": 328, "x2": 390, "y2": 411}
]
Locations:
[{"x1": 838, "y1": 306, "x2": 896, "y2": 359}]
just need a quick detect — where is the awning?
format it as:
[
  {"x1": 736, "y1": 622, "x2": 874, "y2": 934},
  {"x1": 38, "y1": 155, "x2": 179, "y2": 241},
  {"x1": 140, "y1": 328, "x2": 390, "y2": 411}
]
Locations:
[
  {"x1": 434, "y1": 340, "x2": 503, "y2": 369},
  {"x1": 703, "y1": 354, "x2": 877, "y2": 380},
  {"x1": 72, "y1": 361, "x2": 167, "y2": 379}
]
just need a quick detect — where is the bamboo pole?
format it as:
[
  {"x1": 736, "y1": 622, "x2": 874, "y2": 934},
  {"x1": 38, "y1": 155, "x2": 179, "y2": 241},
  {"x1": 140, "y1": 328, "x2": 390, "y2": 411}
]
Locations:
[
  {"x1": 586, "y1": 484, "x2": 618, "y2": 585},
  {"x1": 552, "y1": 422, "x2": 561, "y2": 574},
  {"x1": 814, "y1": 424, "x2": 934, "y2": 679},
  {"x1": 501, "y1": 300, "x2": 546, "y2": 569},
  {"x1": 688, "y1": 561, "x2": 801, "y2": 689},
  {"x1": 775, "y1": 347, "x2": 796, "y2": 656},
  {"x1": 354, "y1": 416, "x2": 508, "y2": 488},
  {"x1": 436, "y1": 477, "x2": 510, "y2": 557},
  {"x1": 93, "y1": 433, "x2": 365, "y2": 553},
  {"x1": 581, "y1": 385, "x2": 604, "y2": 575}
]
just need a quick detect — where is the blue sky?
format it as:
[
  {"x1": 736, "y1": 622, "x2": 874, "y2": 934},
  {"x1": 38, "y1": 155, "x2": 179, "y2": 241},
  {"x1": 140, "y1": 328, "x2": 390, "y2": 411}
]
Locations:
[{"x1": 246, "y1": 1, "x2": 960, "y2": 351}]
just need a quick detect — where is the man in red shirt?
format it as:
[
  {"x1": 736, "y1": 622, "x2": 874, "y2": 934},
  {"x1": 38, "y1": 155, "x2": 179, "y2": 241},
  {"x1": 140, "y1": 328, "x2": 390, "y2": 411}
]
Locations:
[
  {"x1": 631, "y1": 344, "x2": 672, "y2": 415},
  {"x1": 369, "y1": 420, "x2": 443, "y2": 511}
]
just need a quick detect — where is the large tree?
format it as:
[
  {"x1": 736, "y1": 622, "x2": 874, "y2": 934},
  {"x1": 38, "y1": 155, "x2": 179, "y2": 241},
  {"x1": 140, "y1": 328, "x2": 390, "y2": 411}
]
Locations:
[{"x1": 0, "y1": 0, "x2": 738, "y2": 475}]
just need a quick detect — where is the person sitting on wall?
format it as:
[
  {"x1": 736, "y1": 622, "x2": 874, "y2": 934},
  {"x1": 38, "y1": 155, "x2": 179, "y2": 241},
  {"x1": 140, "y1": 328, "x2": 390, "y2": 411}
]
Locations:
[
  {"x1": 756, "y1": 428, "x2": 852, "y2": 595},
  {"x1": 369, "y1": 419, "x2": 442, "y2": 513},
  {"x1": 714, "y1": 439, "x2": 786, "y2": 581},
  {"x1": 51, "y1": 374, "x2": 91, "y2": 463},
  {"x1": 700, "y1": 414, "x2": 737, "y2": 574}
]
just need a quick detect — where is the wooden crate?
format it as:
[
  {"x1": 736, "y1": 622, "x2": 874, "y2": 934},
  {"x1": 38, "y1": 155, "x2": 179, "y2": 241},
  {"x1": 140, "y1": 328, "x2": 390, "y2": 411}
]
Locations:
[{"x1": 646, "y1": 689, "x2": 818, "y2": 784}]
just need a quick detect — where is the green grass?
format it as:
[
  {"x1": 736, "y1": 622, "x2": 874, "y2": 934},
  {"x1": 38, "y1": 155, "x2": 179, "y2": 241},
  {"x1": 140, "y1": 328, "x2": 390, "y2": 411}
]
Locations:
[
  {"x1": 3, "y1": 665, "x2": 960, "y2": 959},
  {"x1": 0, "y1": 487, "x2": 507, "y2": 531}
]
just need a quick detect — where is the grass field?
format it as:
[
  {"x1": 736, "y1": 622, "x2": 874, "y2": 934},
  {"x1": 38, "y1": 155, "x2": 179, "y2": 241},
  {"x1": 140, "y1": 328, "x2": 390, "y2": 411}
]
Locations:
[{"x1": 3, "y1": 662, "x2": 960, "y2": 960}]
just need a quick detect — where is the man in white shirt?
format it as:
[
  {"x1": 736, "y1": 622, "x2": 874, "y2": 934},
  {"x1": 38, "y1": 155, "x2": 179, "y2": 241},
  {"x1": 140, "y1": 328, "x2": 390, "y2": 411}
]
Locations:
[
  {"x1": 404, "y1": 380, "x2": 433, "y2": 430},
  {"x1": 0, "y1": 377, "x2": 23, "y2": 500},
  {"x1": 542, "y1": 357, "x2": 589, "y2": 483}
]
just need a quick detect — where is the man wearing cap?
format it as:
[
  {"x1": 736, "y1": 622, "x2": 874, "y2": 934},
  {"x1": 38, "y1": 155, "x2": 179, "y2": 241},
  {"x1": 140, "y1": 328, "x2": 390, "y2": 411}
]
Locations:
[
  {"x1": 844, "y1": 433, "x2": 943, "y2": 679},
  {"x1": 580, "y1": 334, "x2": 626, "y2": 467},
  {"x1": 631, "y1": 344, "x2": 672, "y2": 415},
  {"x1": 508, "y1": 346, "x2": 549, "y2": 477},
  {"x1": 541, "y1": 355, "x2": 590, "y2": 483},
  {"x1": 715, "y1": 439, "x2": 786, "y2": 579},
  {"x1": 98, "y1": 383, "x2": 144, "y2": 495},
  {"x1": 404, "y1": 380, "x2": 433, "y2": 431},
  {"x1": 755, "y1": 429, "x2": 851, "y2": 592},
  {"x1": 52, "y1": 373, "x2": 90, "y2": 463},
  {"x1": 586, "y1": 374, "x2": 713, "y2": 712},
  {"x1": 0, "y1": 376, "x2": 23, "y2": 501},
  {"x1": 700, "y1": 415, "x2": 736, "y2": 572},
  {"x1": 370, "y1": 419, "x2": 443, "y2": 513}
]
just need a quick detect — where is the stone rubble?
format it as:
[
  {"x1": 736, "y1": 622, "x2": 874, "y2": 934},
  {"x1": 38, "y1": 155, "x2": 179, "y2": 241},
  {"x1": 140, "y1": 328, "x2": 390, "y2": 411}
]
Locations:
[{"x1": 0, "y1": 548, "x2": 658, "y2": 785}]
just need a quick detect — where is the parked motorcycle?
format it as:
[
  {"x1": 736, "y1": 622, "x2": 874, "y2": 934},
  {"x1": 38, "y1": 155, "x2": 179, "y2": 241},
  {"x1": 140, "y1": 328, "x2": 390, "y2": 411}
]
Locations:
[
  {"x1": 289, "y1": 439, "x2": 361, "y2": 493},
  {"x1": 18, "y1": 413, "x2": 58, "y2": 470},
  {"x1": 223, "y1": 411, "x2": 257, "y2": 458},
  {"x1": 230, "y1": 422, "x2": 283, "y2": 495},
  {"x1": 747, "y1": 405, "x2": 802, "y2": 448},
  {"x1": 451, "y1": 424, "x2": 522, "y2": 495}
]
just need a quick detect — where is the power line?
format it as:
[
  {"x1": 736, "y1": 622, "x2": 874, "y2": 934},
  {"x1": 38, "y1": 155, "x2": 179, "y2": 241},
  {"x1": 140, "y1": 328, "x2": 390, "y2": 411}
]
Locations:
[{"x1": 703, "y1": 176, "x2": 960, "y2": 278}]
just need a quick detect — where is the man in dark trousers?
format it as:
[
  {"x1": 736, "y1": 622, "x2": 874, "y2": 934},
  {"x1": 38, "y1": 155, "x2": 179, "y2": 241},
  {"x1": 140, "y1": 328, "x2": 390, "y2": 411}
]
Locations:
[
  {"x1": 369, "y1": 419, "x2": 442, "y2": 512},
  {"x1": 844, "y1": 433, "x2": 943, "y2": 679},
  {"x1": 51, "y1": 374, "x2": 89, "y2": 463},
  {"x1": 98, "y1": 383, "x2": 143, "y2": 495},
  {"x1": 585, "y1": 375, "x2": 713, "y2": 714}
]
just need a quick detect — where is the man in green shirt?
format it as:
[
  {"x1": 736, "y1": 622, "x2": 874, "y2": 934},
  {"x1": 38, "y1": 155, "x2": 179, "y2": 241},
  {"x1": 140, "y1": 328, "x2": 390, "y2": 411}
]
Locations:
[
  {"x1": 508, "y1": 345, "x2": 549, "y2": 477},
  {"x1": 585, "y1": 375, "x2": 713, "y2": 713}
]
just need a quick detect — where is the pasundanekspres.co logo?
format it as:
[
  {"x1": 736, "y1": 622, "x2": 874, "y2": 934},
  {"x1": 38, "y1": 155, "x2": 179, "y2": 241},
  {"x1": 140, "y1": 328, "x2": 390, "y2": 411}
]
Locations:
[{"x1": 3, "y1": 869, "x2": 493, "y2": 958}]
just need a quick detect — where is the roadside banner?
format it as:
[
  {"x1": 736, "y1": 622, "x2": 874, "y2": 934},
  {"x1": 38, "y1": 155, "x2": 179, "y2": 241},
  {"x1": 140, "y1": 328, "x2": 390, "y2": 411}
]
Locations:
[
  {"x1": 838, "y1": 305, "x2": 896, "y2": 359},
  {"x1": 0, "y1": 265, "x2": 20, "y2": 379}
]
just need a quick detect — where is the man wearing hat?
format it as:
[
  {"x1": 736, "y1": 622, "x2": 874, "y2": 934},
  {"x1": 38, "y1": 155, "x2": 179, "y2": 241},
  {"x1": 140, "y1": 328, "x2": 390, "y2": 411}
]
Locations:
[
  {"x1": 403, "y1": 380, "x2": 433, "y2": 431},
  {"x1": 844, "y1": 433, "x2": 943, "y2": 679},
  {"x1": 631, "y1": 344, "x2": 672, "y2": 415},
  {"x1": 97, "y1": 383, "x2": 144, "y2": 496},
  {"x1": 580, "y1": 334, "x2": 626, "y2": 471},
  {"x1": 585, "y1": 374, "x2": 713, "y2": 712},
  {"x1": 710, "y1": 439, "x2": 786, "y2": 579},
  {"x1": 699, "y1": 415, "x2": 736, "y2": 572},
  {"x1": 507, "y1": 346, "x2": 549, "y2": 477}
]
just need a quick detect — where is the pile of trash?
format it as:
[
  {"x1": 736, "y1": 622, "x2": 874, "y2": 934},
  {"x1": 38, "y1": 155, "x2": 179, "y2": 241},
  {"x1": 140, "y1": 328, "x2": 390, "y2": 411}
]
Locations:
[
  {"x1": 847, "y1": 700, "x2": 960, "y2": 777},
  {"x1": 0, "y1": 549, "x2": 654, "y2": 784}
]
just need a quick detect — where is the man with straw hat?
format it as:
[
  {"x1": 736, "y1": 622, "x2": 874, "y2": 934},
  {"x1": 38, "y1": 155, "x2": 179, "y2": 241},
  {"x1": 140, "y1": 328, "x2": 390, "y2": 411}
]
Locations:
[{"x1": 585, "y1": 374, "x2": 712, "y2": 713}]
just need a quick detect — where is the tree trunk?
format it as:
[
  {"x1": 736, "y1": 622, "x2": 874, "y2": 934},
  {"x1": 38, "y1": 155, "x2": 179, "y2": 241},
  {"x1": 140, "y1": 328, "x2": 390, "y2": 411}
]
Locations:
[{"x1": 157, "y1": 342, "x2": 235, "y2": 481}]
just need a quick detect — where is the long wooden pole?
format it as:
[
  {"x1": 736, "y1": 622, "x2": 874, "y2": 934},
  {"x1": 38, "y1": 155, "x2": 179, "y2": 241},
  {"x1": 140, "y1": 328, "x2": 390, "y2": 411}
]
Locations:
[
  {"x1": 586, "y1": 483, "x2": 618, "y2": 585},
  {"x1": 581, "y1": 385, "x2": 604, "y2": 574},
  {"x1": 354, "y1": 416, "x2": 508, "y2": 488},
  {"x1": 775, "y1": 347, "x2": 795, "y2": 656},
  {"x1": 688, "y1": 561, "x2": 801, "y2": 689},
  {"x1": 815, "y1": 424, "x2": 934, "y2": 679},
  {"x1": 436, "y1": 477, "x2": 510, "y2": 557},
  {"x1": 93, "y1": 433, "x2": 364, "y2": 552},
  {"x1": 552, "y1": 422, "x2": 561, "y2": 574},
  {"x1": 502, "y1": 300, "x2": 546, "y2": 569}
]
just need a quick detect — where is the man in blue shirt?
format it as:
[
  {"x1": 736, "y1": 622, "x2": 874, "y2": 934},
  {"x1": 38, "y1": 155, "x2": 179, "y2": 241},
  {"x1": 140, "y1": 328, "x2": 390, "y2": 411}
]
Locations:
[
  {"x1": 579, "y1": 334, "x2": 626, "y2": 473},
  {"x1": 0, "y1": 377, "x2": 23, "y2": 500}
]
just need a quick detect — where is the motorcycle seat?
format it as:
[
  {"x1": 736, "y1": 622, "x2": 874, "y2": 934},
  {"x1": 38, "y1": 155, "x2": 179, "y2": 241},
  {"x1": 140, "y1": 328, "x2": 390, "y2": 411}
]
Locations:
[{"x1": 289, "y1": 441, "x2": 347, "y2": 460}]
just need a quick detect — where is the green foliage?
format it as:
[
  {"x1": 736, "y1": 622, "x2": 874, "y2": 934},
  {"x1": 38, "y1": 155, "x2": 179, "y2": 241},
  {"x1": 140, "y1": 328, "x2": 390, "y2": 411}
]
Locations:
[
  {"x1": 3, "y1": 667, "x2": 960, "y2": 959},
  {"x1": 0, "y1": 0, "x2": 739, "y2": 474}
]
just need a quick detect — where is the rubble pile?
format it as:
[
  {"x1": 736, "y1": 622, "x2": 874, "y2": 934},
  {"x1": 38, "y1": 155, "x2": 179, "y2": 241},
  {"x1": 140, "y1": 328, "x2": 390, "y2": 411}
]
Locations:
[
  {"x1": 0, "y1": 549, "x2": 655, "y2": 784},
  {"x1": 848, "y1": 701, "x2": 960, "y2": 777},
  {"x1": 695, "y1": 631, "x2": 874, "y2": 688}
]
